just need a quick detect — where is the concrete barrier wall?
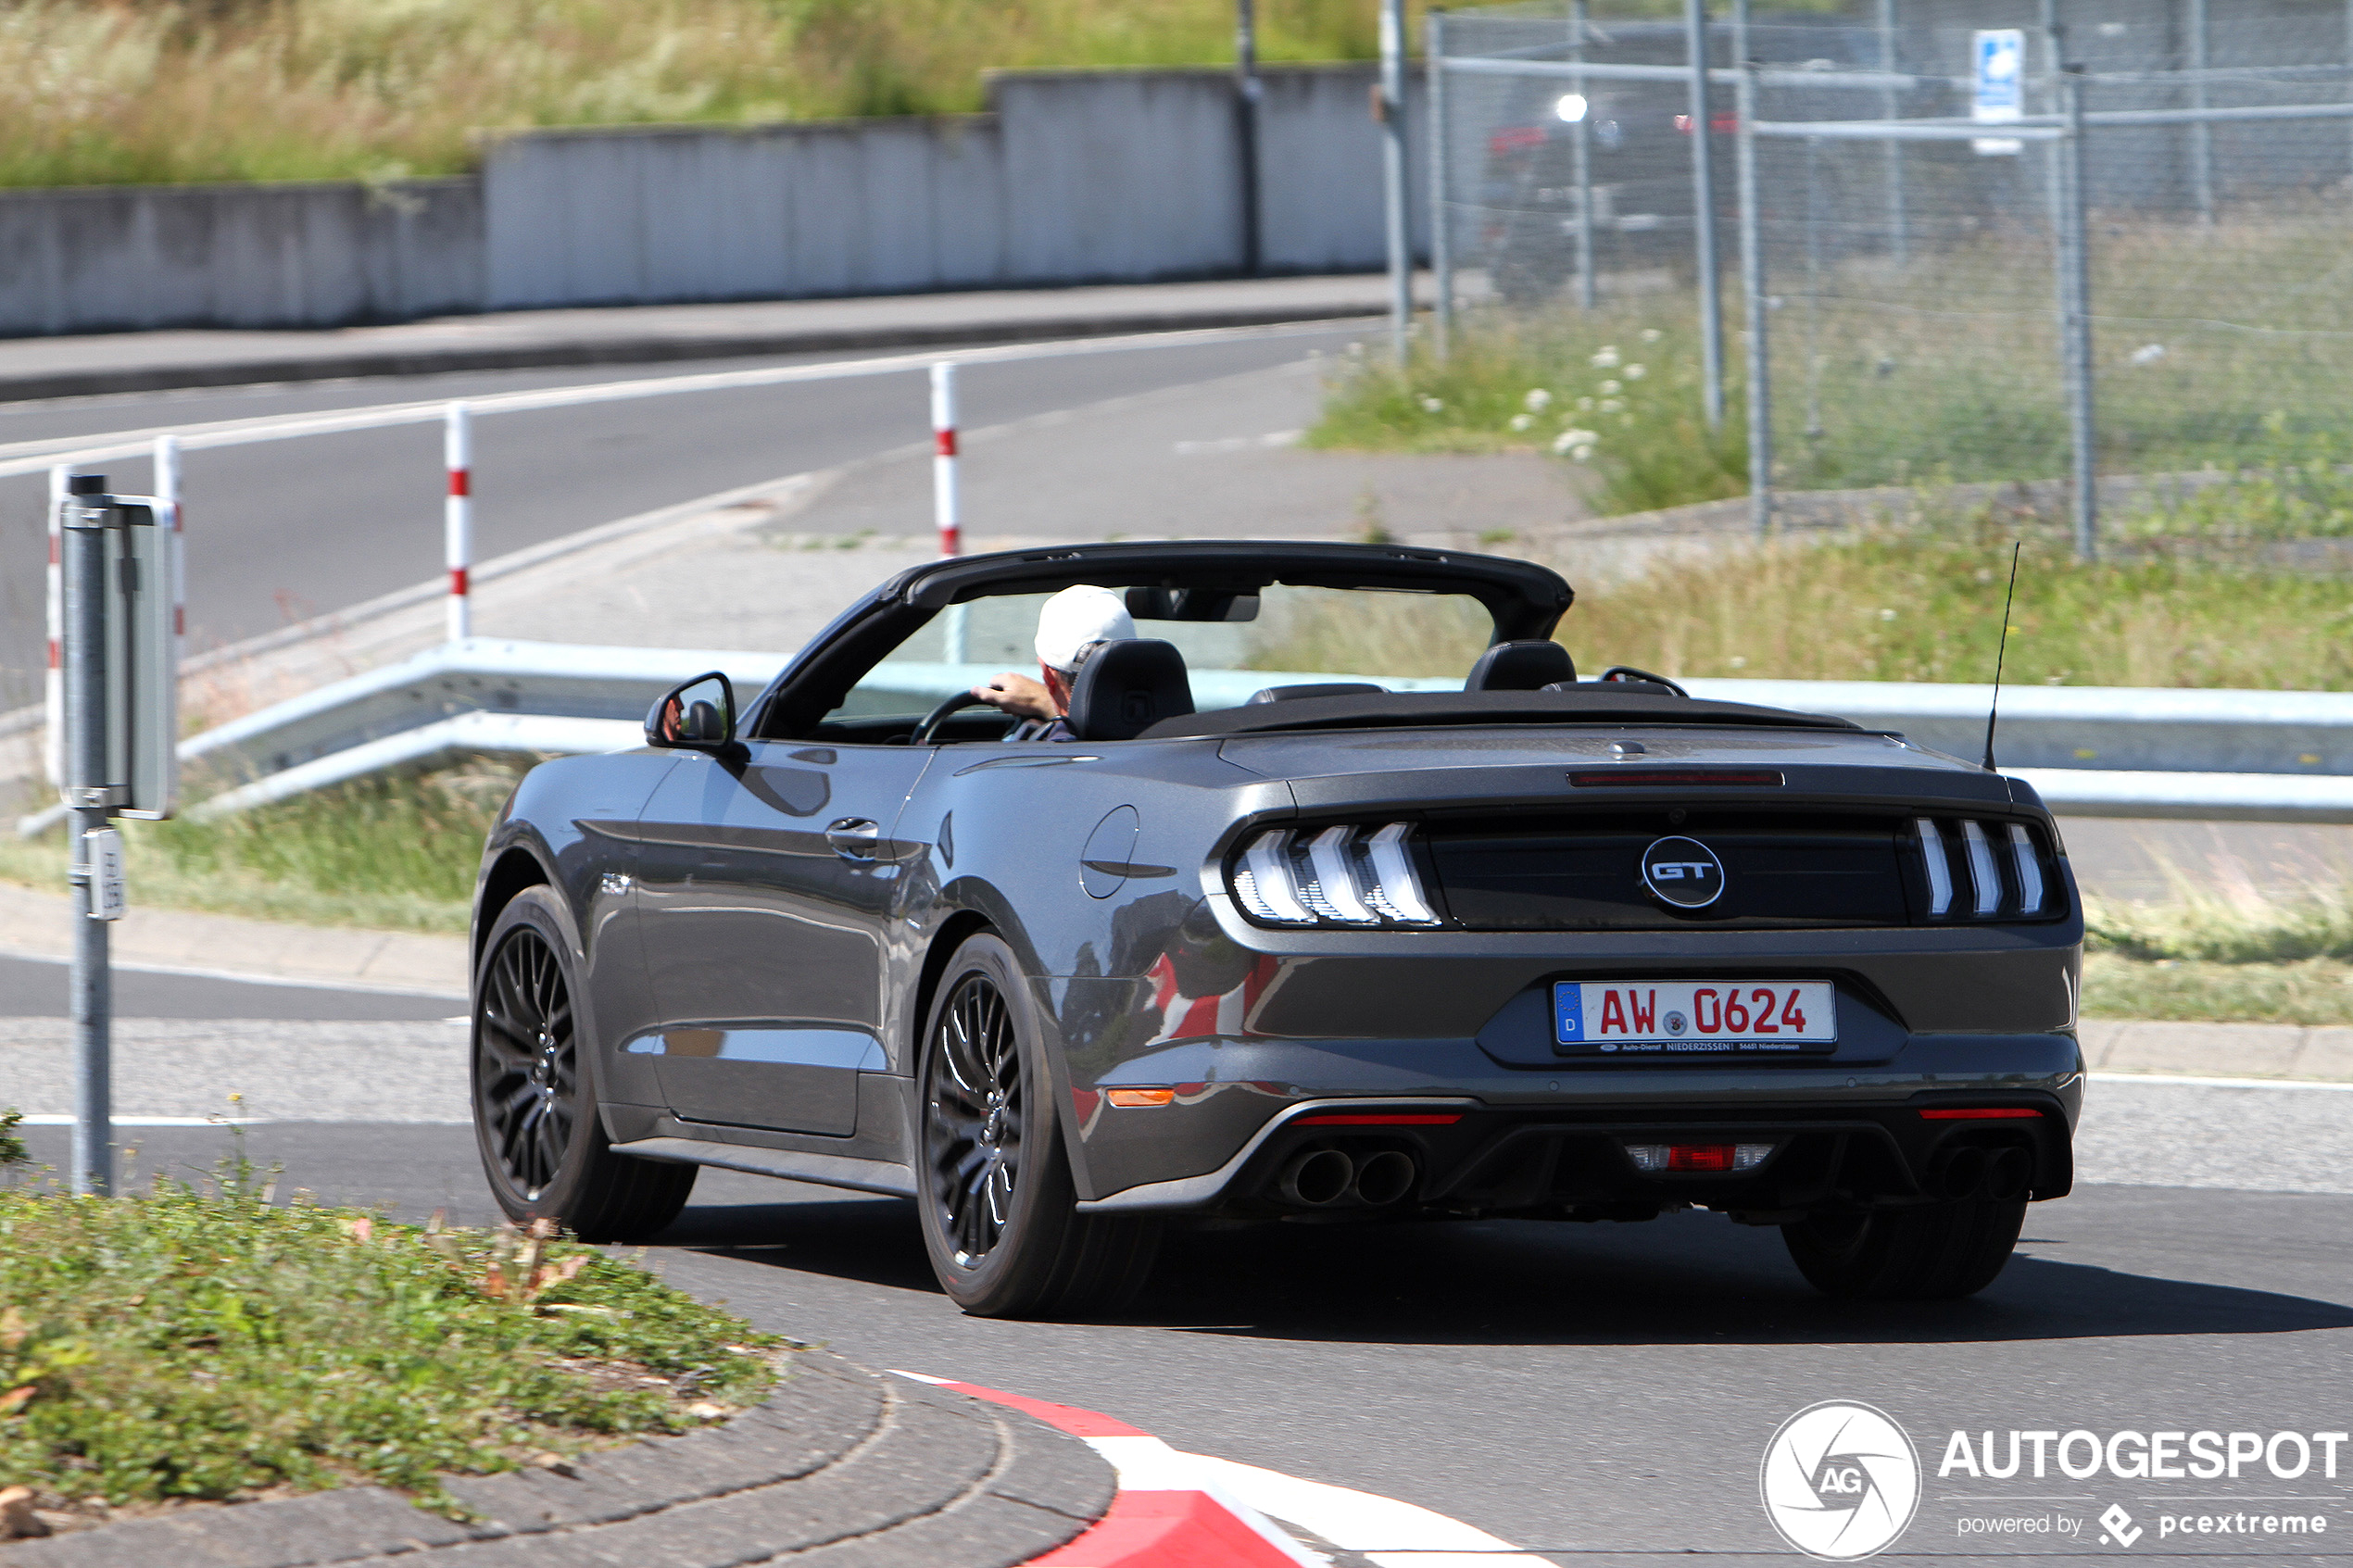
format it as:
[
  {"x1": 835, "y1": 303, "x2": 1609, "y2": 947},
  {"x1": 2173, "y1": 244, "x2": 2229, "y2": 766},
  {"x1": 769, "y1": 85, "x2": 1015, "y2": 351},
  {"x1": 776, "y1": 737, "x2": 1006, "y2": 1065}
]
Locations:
[
  {"x1": 0, "y1": 179, "x2": 480, "y2": 335},
  {"x1": 0, "y1": 64, "x2": 1421, "y2": 333}
]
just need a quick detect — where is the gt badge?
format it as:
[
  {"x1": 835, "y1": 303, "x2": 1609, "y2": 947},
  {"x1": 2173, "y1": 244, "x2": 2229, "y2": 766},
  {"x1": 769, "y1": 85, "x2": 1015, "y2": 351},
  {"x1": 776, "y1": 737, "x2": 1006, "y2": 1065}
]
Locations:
[{"x1": 1641, "y1": 835, "x2": 1725, "y2": 909}]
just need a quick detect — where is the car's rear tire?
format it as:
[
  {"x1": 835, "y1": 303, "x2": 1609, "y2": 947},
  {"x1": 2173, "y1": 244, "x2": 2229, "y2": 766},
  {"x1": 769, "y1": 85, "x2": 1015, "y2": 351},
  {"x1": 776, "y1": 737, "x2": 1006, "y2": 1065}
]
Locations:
[
  {"x1": 1781, "y1": 1199, "x2": 2026, "y2": 1300},
  {"x1": 916, "y1": 933, "x2": 1160, "y2": 1319},
  {"x1": 472, "y1": 887, "x2": 696, "y2": 1242}
]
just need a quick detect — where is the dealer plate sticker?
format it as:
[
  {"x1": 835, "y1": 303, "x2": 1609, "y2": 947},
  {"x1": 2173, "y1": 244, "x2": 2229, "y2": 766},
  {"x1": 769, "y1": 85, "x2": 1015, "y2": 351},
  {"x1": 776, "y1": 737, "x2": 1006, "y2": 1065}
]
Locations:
[{"x1": 1553, "y1": 981, "x2": 1836, "y2": 1056}]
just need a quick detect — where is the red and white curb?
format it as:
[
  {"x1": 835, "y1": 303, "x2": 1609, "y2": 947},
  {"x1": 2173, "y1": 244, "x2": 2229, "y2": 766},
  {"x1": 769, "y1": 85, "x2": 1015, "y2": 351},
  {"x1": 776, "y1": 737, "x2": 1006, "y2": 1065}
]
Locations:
[{"x1": 894, "y1": 1373, "x2": 1548, "y2": 1568}]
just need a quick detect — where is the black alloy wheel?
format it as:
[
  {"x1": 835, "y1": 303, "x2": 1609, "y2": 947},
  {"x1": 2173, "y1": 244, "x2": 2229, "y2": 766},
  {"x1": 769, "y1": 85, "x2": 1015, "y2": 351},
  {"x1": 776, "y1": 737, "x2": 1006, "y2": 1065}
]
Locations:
[
  {"x1": 471, "y1": 887, "x2": 695, "y2": 1240},
  {"x1": 915, "y1": 933, "x2": 1159, "y2": 1318},
  {"x1": 927, "y1": 971, "x2": 1026, "y2": 1266},
  {"x1": 476, "y1": 924, "x2": 577, "y2": 1199}
]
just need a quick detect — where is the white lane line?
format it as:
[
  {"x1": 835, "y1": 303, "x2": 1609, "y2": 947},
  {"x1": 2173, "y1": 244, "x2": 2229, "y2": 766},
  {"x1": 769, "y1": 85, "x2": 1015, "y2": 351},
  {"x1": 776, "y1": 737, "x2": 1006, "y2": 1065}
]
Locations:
[
  {"x1": 2090, "y1": 1072, "x2": 2353, "y2": 1092},
  {"x1": 0, "y1": 318, "x2": 1364, "y2": 479},
  {"x1": 1189, "y1": 1454, "x2": 1554, "y2": 1568}
]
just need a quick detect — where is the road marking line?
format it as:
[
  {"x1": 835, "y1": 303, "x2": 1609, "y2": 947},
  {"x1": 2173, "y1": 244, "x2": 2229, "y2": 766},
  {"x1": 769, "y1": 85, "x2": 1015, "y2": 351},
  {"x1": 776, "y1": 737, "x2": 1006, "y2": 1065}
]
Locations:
[
  {"x1": 894, "y1": 1371, "x2": 1542, "y2": 1568},
  {"x1": 2090, "y1": 1072, "x2": 2353, "y2": 1092}
]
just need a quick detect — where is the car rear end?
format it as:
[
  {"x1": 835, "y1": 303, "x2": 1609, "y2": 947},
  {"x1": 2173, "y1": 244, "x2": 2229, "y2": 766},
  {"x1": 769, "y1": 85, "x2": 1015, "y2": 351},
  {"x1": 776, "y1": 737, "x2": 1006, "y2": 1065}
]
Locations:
[{"x1": 1067, "y1": 725, "x2": 2082, "y2": 1276}]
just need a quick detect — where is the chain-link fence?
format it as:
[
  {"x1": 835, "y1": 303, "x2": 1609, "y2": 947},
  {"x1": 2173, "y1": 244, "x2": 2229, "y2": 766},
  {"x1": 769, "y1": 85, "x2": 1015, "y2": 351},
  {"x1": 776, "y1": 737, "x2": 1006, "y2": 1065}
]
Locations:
[{"x1": 1427, "y1": 0, "x2": 2353, "y2": 554}]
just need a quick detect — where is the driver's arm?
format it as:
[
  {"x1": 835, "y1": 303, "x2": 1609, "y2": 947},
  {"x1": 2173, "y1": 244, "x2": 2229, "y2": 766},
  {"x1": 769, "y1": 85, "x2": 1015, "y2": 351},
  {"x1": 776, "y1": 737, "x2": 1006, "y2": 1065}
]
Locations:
[{"x1": 971, "y1": 671, "x2": 1056, "y2": 720}]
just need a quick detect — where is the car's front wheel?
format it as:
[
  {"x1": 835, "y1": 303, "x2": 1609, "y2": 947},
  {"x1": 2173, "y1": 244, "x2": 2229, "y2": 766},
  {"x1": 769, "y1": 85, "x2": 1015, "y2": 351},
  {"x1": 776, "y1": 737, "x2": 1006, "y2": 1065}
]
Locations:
[
  {"x1": 472, "y1": 887, "x2": 695, "y2": 1242},
  {"x1": 1781, "y1": 1199, "x2": 2026, "y2": 1300},
  {"x1": 916, "y1": 933, "x2": 1159, "y2": 1318}
]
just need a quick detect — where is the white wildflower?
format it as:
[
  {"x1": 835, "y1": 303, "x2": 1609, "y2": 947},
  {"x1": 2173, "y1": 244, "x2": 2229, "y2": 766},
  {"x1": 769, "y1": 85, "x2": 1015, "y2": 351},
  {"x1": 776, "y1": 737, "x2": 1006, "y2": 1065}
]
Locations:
[
  {"x1": 1524, "y1": 388, "x2": 1553, "y2": 412},
  {"x1": 1639, "y1": 327, "x2": 1663, "y2": 343},
  {"x1": 1509, "y1": 412, "x2": 1534, "y2": 433},
  {"x1": 1878, "y1": 608, "x2": 1898, "y2": 621},
  {"x1": 2128, "y1": 343, "x2": 2168, "y2": 366},
  {"x1": 1553, "y1": 427, "x2": 1599, "y2": 460},
  {"x1": 1599, "y1": 379, "x2": 1621, "y2": 395},
  {"x1": 1577, "y1": 395, "x2": 1595, "y2": 411},
  {"x1": 1419, "y1": 395, "x2": 1444, "y2": 413},
  {"x1": 1624, "y1": 364, "x2": 1647, "y2": 381},
  {"x1": 1599, "y1": 397, "x2": 1626, "y2": 414},
  {"x1": 1590, "y1": 345, "x2": 1620, "y2": 369}
]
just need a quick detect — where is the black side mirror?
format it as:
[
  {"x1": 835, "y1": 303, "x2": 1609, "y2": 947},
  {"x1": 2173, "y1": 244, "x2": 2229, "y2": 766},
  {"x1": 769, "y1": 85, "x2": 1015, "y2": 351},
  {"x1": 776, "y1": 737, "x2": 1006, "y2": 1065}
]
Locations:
[{"x1": 646, "y1": 671, "x2": 736, "y2": 750}]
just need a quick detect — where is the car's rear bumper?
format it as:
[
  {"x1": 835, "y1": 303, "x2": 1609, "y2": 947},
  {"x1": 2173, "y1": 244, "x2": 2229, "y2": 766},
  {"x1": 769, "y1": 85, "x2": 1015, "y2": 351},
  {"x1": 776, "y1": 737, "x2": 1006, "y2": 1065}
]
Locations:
[{"x1": 1070, "y1": 1031, "x2": 2082, "y2": 1216}]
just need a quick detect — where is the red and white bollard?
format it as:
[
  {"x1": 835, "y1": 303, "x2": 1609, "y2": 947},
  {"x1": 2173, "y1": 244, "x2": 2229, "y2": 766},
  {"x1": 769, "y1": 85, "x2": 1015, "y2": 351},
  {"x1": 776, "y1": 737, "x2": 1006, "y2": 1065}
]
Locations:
[
  {"x1": 930, "y1": 362, "x2": 969, "y2": 664},
  {"x1": 445, "y1": 402, "x2": 472, "y2": 642},
  {"x1": 43, "y1": 466, "x2": 65, "y2": 788},
  {"x1": 930, "y1": 361, "x2": 960, "y2": 558}
]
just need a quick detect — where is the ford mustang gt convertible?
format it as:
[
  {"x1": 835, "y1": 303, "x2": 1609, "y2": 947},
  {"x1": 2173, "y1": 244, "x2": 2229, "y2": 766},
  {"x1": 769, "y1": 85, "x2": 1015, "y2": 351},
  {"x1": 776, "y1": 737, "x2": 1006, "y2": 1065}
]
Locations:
[{"x1": 468, "y1": 541, "x2": 2082, "y2": 1317}]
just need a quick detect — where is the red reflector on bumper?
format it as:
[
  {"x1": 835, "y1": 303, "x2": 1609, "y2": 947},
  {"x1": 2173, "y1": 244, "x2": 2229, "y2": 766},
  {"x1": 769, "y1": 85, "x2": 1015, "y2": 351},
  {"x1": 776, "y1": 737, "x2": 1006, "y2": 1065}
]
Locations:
[
  {"x1": 1667, "y1": 1144, "x2": 1737, "y2": 1172},
  {"x1": 1291, "y1": 1113, "x2": 1463, "y2": 1126},
  {"x1": 1919, "y1": 1108, "x2": 2042, "y2": 1120}
]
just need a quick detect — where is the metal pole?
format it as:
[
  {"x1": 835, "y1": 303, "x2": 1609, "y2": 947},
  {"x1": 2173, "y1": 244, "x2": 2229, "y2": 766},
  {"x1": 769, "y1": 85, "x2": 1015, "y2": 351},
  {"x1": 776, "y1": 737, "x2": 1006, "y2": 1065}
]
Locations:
[
  {"x1": 1572, "y1": 0, "x2": 1598, "y2": 310},
  {"x1": 1877, "y1": 0, "x2": 1908, "y2": 266},
  {"x1": 1736, "y1": 0, "x2": 1771, "y2": 536},
  {"x1": 2062, "y1": 67, "x2": 2098, "y2": 558},
  {"x1": 2188, "y1": 0, "x2": 2213, "y2": 224},
  {"x1": 155, "y1": 434, "x2": 183, "y2": 666},
  {"x1": 1380, "y1": 0, "x2": 1414, "y2": 360},
  {"x1": 1686, "y1": 0, "x2": 1726, "y2": 428},
  {"x1": 444, "y1": 403, "x2": 472, "y2": 642},
  {"x1": 60, "y1": 474, "x2": 113, "y2": 1198},
  {"x1": 1428, "y1": 9, "x2": 1453, "y2": 358},
  {"x1": 1236, "y1": 0, "x2": 1264, "y2": 274}
]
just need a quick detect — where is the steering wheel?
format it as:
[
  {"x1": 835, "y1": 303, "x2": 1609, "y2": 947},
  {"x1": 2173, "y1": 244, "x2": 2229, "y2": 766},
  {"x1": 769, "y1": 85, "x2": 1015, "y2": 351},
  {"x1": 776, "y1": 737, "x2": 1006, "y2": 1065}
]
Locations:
[
  {"x1": 911, "y1": 690, "x2": 1005, "y2": 746},
  {"x1": 1595, "y1": 664, "x2": 1691, "y2": 698}
]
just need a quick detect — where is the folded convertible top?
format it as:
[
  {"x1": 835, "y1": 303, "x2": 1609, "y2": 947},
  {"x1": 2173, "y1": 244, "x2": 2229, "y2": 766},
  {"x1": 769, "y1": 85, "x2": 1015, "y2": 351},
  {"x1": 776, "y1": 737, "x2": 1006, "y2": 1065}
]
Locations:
[{"x1": 1139, "y1": 686, "x2": 1861, "y2": 738}]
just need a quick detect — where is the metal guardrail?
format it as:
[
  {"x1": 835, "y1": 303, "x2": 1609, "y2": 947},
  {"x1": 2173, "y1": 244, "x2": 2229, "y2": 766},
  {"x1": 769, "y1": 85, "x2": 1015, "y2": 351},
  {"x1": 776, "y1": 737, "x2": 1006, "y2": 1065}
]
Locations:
[{"x1": 14, "y1": 639, "x2": 2340, "y2": 830}]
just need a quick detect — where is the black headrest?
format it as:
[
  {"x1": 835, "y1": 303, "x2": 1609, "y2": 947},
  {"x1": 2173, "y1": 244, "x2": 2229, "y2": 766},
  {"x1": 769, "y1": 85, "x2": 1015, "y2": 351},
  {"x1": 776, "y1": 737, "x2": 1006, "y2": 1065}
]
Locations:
[
  {"x1": 1466, "y1": 639, "x2": 1575, "y2": 691},
  {"x1": 1247, "y1": 682, "x2": 1385, "y2": 704},
  {"x1": 1068, "y1": 639, "x2": 1195, "y2": 741}
]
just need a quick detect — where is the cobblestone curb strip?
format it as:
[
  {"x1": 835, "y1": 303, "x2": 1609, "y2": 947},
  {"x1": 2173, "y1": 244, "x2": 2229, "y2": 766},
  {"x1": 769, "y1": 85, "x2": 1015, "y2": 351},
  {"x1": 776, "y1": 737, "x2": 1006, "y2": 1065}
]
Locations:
[{"x1": 0, "y1": 1351, "x2": 1114, "y2": 1568}]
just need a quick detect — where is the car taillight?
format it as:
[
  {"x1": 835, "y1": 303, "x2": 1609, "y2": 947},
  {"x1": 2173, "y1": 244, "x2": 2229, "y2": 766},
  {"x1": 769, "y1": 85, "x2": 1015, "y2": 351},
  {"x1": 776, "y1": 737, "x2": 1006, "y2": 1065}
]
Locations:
[
  {"x1": 1230, "y1": 822, "x2": 1441, "y2": 928},
  {"x1": 1914, "y1": 817, "x2": 2053, "y2": 921}
]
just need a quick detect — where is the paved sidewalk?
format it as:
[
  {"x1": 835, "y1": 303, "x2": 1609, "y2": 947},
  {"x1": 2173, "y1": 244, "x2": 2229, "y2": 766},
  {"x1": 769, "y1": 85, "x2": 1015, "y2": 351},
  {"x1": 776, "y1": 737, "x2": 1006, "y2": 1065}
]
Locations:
[
  {"x1": 1, "y1": 1351, "x2": 1112, "y2": 1568},
  {"x1": 0, "y1": 274, "x2": 1434, "y2": 402}
]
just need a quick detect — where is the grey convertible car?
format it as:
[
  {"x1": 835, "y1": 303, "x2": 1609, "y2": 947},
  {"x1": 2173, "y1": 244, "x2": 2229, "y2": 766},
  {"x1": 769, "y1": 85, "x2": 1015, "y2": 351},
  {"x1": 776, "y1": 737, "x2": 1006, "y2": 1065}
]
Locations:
[{"x1": 468, "y1": 541, "x2": 2083, "y2": 1317}]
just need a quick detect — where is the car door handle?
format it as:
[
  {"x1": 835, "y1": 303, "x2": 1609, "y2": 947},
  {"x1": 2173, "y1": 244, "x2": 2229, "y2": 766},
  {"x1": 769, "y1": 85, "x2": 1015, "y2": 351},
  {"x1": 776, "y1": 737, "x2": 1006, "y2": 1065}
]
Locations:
[{"x1": 824, "y1": 818, "x2": 881, "y2": 860}]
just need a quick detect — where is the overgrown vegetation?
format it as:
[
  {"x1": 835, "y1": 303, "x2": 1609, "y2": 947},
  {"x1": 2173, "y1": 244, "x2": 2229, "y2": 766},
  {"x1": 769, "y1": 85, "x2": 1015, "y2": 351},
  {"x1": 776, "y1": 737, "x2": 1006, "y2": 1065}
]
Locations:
[
  {"x1": 0, "y1": 0, "x2": 1414, "y2": 187},
  {"x1": 1316, "y1": 213, "x2": 2353, "y2": 519},
  {"x1": 0, "y1": 1158, "x2": 777, "y2": 1515},
  {"x1": 2081, "y1": 885, "x2": 2353, "y2": 1028},
  {"x1": 0, "y1": 764, "x2": 515, "y2": 933}
]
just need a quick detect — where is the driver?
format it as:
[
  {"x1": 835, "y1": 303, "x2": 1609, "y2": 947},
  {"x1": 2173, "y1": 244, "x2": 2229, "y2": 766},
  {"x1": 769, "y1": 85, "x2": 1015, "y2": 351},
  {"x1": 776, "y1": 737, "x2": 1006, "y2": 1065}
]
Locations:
[{"x1": 969, "y1": 583, "x2": 1135, "y2": 741}]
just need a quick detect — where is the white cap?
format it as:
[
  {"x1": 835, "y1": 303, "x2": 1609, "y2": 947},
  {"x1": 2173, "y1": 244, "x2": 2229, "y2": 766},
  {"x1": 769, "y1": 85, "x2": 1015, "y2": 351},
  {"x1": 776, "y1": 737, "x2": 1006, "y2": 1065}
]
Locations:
[{"x1": 1034, "y1": 584, "x2": 1135, "y2": 672}]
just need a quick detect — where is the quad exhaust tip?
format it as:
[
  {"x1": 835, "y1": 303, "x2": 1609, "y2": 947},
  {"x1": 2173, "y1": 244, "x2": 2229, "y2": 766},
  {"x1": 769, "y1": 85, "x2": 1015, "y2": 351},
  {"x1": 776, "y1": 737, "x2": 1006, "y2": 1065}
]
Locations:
[{"x1": 1275, "y1": 1147, "x2": 1421, "y2": 1209}]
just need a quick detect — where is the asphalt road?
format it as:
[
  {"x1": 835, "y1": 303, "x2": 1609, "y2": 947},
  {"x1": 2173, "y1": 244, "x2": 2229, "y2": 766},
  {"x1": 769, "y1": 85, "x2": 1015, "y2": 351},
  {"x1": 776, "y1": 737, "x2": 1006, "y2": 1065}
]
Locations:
[
  {"x1": 0, "y1": 321, "x2": 1369, "y2": 710},
  {"x1": 0, "y1": 953, "x2": 457, "y2": 1020},
  {"x1": 15, "y1": 1116, "x2": 2350, "y2": 1563}
]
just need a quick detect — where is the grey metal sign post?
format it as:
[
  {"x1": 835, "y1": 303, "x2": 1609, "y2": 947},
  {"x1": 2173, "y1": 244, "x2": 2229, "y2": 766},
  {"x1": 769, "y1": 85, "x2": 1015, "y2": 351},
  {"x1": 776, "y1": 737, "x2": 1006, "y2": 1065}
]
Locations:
[{"x1": 57, "y1": 473, "x2": 179, "y2": 1197}]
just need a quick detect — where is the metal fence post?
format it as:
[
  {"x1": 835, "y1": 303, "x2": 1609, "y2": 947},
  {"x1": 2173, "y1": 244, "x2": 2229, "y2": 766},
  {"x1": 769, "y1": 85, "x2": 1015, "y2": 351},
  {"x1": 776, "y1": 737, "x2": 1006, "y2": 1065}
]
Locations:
[
  {"x1": 1428, "y1": 9, "x2": 1453, "y2": 359},
  {"x1": 1735, "y1": 2, "x2": 1772, "y2": 537},
  {"x1": 155, "y1": 434, "x2": 183, "y2": 667},
  {"x1": 44, "y1": 466, "x2": 66, "y2": 790},
  {"x1": 1235, "y1": 0, "x2": 1264, "y2": 275},
  {"x1": 2061, "y1": 67, "x2": 2099, "y2": 559},
  {"x1": 1878, "y1": 0, "x2": 1908, "y2": 267},
  {"x1": 2188, "y1": 0, "x2": 2214, "y2": 224},
  {"x1": 1573, "y1": 0, "x2": 1598, "y2": 310},
  {"x1": 1687, "y1": 0, "x2": 1727, "y2": 429},
  {"x1": 1380, "y1": 0, "x2": 1413, "y2": 360},
  {"x1": 60, "y1": 474, "x2": 114, "y2": 1198},
  {"x1": 932, "y1": 362, "x2": 967, "y2": 663}
]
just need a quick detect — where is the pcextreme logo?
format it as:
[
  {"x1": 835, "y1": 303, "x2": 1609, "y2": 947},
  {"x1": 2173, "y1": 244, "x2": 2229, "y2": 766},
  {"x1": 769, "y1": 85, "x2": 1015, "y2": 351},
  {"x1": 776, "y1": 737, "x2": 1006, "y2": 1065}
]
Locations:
[{"x1": 1759, "y1": 1401, "x2": 1923, "y2": 1561}]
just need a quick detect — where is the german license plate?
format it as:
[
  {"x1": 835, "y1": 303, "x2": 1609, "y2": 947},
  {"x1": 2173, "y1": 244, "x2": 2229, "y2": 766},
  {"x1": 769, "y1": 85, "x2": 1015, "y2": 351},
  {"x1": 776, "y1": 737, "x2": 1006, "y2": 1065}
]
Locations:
[{"x1": 1553, "y1": 981, "x2": 1837, "y2": 1056}]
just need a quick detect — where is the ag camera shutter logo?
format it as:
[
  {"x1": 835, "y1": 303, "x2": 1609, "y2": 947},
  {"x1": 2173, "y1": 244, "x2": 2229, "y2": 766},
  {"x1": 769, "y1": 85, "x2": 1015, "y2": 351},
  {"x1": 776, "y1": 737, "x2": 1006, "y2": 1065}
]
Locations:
[{"x1": 1760, "y1": 1401, "x2": 1922, "y2": 1560}]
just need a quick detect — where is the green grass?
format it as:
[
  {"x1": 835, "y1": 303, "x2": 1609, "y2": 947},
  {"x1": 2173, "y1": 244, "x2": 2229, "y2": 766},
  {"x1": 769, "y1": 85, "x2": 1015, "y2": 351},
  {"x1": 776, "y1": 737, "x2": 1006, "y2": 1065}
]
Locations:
[
  {"x1": 0, "y1": 765, "x2": 514, "y2": 935},
  {"x1": 2082, "y1": 954, "x2": 2353, "y2": 1028},
  {"x1": 1318, "y1": 211, "x2": 2353, "y2": 516},
  {"x1": 0, "y1": 1156, "x2": 778, "y2": 1515},
  {"x1": 0, "y1": 0, "x2": 1416, "y2": 187}
]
